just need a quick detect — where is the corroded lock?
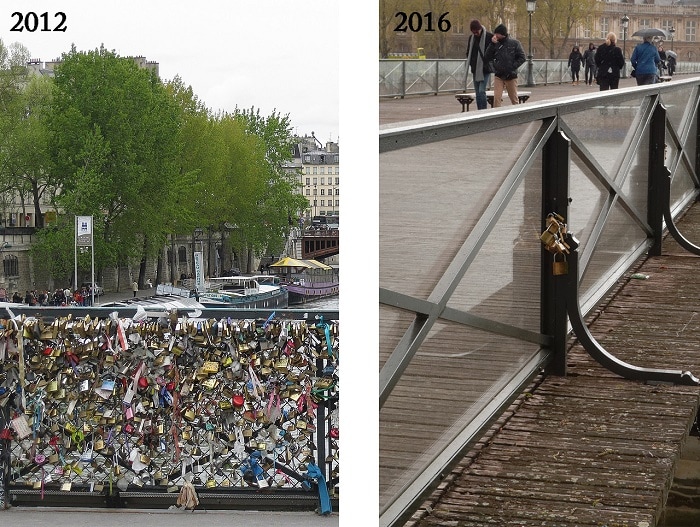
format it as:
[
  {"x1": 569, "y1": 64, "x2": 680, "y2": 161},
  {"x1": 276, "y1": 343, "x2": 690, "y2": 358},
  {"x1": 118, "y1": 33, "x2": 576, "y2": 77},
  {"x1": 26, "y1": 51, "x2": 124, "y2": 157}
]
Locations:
[{"x1": 553, "y1": 253, "x2": 568, "y2": 275}]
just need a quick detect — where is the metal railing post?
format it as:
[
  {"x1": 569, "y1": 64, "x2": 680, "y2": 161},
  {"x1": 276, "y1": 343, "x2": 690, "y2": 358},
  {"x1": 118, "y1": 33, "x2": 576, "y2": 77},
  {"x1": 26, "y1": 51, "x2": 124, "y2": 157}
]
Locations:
[
  {"x1": 434, "y1": 60, "x2": 439, "y2": 95},
  {"x1": 400, "y1": 60, "x2": 406, "y2": 99},
  {"x1": 541, "y1": 128, "x2": 571, "y2": 376},
  {"x1": 0, "y1": 404, "x2": 9, "y2": 510},
  {"x1": 648, "y1": 101, "x2": 667, "y2": 256}
]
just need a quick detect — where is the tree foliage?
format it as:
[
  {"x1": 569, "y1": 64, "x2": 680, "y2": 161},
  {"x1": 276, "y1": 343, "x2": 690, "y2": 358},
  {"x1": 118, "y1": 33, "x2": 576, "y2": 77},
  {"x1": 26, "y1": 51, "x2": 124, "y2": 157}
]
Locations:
[
  {"x1": 37, "y1": 45, "x2": 182, "y2": 281},
  {"x1": 7, "y1": 41, "x2": 312, "y2": 284}
]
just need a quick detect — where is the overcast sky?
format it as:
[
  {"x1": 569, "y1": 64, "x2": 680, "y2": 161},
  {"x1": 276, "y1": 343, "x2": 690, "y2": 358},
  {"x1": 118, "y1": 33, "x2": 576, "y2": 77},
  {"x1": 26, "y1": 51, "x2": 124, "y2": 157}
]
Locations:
[{"x1": 2, "y1": 0, "x2": 339, "y2": 143}]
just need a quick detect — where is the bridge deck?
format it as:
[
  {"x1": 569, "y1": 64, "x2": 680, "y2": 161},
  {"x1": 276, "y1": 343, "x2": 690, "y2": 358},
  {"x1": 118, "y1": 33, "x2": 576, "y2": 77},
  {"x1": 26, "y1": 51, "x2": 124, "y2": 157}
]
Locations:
[{"x1": 400, "y1": 204, "x2": 700, "y2": 526}]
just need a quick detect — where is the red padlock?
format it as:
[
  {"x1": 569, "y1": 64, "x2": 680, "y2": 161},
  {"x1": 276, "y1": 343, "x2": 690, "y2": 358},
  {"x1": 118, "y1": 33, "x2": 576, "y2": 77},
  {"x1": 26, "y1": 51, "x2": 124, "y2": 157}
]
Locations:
[{"x1": 329, "y1": 427, "x2": 339, "y2": 439}]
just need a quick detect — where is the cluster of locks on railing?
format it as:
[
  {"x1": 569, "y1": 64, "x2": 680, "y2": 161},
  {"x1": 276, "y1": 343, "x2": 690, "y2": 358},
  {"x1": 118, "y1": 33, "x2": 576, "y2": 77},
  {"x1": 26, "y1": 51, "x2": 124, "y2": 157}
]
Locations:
[
  {"x1": 540, "y1": 212, "x2": 570, "y2": 276},
  {"x1": 0, "y1": 310, "x2": 339, "y2": 500}
]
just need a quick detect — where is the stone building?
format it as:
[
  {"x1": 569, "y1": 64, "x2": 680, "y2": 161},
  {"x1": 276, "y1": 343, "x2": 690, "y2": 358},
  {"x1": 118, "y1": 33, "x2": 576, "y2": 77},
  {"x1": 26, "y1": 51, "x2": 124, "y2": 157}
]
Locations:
[{"x1": 386, "y1": 0, "x2": 700, "y2": 61}]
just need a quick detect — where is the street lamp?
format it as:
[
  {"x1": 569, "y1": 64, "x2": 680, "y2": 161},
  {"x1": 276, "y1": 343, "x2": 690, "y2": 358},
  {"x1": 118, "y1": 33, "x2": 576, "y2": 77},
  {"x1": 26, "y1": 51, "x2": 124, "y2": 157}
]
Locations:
[
  {"x1": 525, "y1": 0, "x2": 537, "y2": 87},
  {"x1": 621, "y1": 14, "x2": 629, "y2": 78},
  {"x1": 621, "y1": 15, "x2": 629, "y2": 57},
  {"x1": 669, "y1": 26, "x2": 675, "y2": 50}
]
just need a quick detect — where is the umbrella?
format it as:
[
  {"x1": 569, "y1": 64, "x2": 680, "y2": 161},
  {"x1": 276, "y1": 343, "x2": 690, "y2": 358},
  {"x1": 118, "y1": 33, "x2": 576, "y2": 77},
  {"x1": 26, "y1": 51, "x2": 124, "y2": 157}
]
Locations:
[
  {"x1": 269, "y1": 256, "x2": 312, "y2": 269},
  {"x1": 666, "y1": 50, "x2": 677, "y2": 59},
  {"x1": 632, "y1": 28, "x2": 669, "y2": 39}
]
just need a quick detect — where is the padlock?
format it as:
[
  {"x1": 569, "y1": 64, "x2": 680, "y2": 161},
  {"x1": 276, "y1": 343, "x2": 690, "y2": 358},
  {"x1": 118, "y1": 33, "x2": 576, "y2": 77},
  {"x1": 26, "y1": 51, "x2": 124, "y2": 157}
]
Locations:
[{"x1": 553, "y1": 253, "x2": 568, "y2": 275}]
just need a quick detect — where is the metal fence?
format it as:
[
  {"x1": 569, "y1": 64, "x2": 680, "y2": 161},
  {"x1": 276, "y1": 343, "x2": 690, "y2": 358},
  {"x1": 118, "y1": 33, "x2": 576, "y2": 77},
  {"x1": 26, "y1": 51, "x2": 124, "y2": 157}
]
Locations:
[
  {"x1": 379, "y1": 58, "x2": 700, "y2": 98},
  {"x1": 379, "y1": 77, "x2": 700, "y2": 527},
  {"x1": 0, "y1": 306, "x2": 339, "y2": 511}
]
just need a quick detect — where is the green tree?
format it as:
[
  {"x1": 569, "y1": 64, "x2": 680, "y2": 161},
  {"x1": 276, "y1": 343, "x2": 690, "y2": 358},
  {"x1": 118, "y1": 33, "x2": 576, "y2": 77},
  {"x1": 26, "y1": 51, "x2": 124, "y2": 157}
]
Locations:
[
  {"x1": 40, "y1": 45, "x2": 181, "y2": 286},
  {"x1": 228, "y1": 108, "x2": 307, "y2": 270},
  {"x1": 2, "y1": 75, "x2": 55, "y2": 228}
]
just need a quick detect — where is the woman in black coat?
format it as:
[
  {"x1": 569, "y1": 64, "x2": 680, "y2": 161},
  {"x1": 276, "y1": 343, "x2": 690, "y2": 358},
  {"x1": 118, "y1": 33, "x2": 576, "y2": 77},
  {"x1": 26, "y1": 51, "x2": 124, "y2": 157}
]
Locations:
[
  {"x1": 568, "y1": 46, "x2": 584, "y2": 85},
  {"x1": 594, "y1": 32, "x2": 625, "y2": 90}
]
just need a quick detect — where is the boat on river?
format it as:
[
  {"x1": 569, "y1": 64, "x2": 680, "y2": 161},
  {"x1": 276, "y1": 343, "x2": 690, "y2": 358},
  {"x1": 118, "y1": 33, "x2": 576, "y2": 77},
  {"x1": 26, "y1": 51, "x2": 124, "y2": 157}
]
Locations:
[
  {"x1": 269, "y1": 257, "x2": 339, "y2": 305},
  {"x1": 196, "y1": 275, "x2": 288, "y2": 309}
]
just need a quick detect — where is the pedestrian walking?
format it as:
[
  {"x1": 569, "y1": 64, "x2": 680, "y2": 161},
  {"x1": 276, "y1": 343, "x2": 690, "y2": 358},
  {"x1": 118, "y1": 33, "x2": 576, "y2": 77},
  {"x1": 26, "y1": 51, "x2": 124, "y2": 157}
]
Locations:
[
  {"x1": 465, "y1": 19, "x2": 494, "y2": 110},
  {"x1": 667, "y1": 53, "x2": 677, "y2": 76},
  {"x1": 132, "y1": 280, "x2": 138, "y2": 297},
  {"x1": 594, "y1": 32, "x2": 625, "y2": 91},
  {"x1": 583, "y1": 43, "x2": 597, "y2": 85},
  {"x1": 630, "y1": 36, "x2": 661, "y2": 86},
  {"x1": 568, "y1": 46, "x2": 583, "y2": 85},
  {"x1": 483, "y1": 24, "x2": 526, "y2": 108}
]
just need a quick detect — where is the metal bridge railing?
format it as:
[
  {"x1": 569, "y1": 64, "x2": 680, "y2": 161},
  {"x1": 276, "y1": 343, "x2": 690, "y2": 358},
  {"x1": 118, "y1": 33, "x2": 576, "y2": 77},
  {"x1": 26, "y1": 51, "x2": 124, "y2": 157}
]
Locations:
[
  {"x1": 0, "y1": 306, "x2": 339, "y2": 512},
  {"x1": 379, "y1": 77, "x2": 700, "y2": 527},
  {"x1": 380, "y1": 58, "x2": 700, "y2": 98}
]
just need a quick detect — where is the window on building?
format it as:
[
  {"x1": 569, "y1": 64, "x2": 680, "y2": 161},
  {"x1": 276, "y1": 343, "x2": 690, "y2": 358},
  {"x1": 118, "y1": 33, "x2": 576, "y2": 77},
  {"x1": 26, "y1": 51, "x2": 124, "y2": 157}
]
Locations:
[
  {"x1": 687, "y1": 20, "x2": 696, "y2": 42},
  {"x1": 304, "y1": 155, "x2": 311, "y2": 162},
  {"x1": 305, "y1": 167, "x2": 310, "y2": 174},
  {"x1": 661, "y1": 19, "x2": 673, "y2": 34},
  {"x1": 313, "y1": 167, "x2": 317, "y2": 174},
  {"x1": 600, "y1": 17, "x2": 609, "y2": 39},
  {"x1": 3, "y1": 255, "x2": 18, "y2": 277},
  {"x1": 640, "y1": 19, "x2": 651, "y2": 31},
  {"x1": 335, "y1": 188, "x2": 340, "y2": 195},
  {"x1": 305, "y1": 177, "x2": 310, "y2": 185},
  {"x1": 306, "y1": 188, "x2": 310, "y2": 195},
  {"x1": 452, "y1": 18, "x2": 464, "y2": 34},
  {"x1": 335, "y1": 177, "x2": 339, "y2": 185},
  {"x1": 321, "y1": 200, "x2": 325, "y2": 207},
  {"x1": 312, "y1": 178, "x2": 317, "y2": 185},
  {"x1": 320, "y1": 167, "x2": 325, "y2": 175},
  {"x1": 335, "y1": 200, "x2": 340, "y2": 207},
  {"x1": 321, "y1": 177, "x2": 325, "y2": 185},
  {"x1": 313, "y1": 188, "x2": 317, "y2": 195},
  {"x1": 178, "y1": 246, "x2": 187, "y2": 263}
]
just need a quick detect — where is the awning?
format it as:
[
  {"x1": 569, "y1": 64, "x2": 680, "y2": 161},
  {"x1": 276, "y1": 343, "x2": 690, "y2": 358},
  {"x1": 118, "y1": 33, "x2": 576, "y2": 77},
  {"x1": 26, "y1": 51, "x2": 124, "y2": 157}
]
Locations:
[
  {"x1": 270, "y1": 257, "x2": 313, "y2": 268},
  {"x1": 269, "y1": 257, "x2": 333, "y2": 270}
]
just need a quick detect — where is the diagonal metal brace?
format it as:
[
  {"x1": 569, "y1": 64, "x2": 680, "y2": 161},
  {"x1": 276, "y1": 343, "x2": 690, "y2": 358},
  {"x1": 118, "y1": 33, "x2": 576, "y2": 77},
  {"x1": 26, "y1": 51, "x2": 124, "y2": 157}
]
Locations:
[{"x1": 563, "y1": 232, "x2": 700, "y2": 386}]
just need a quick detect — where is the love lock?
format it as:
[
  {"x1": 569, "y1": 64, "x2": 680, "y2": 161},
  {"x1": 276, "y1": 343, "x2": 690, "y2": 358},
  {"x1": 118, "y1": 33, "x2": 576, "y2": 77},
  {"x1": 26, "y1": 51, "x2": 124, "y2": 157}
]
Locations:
[{"x1": 553, "y1": 252, "x2": 569, "y2": 275}]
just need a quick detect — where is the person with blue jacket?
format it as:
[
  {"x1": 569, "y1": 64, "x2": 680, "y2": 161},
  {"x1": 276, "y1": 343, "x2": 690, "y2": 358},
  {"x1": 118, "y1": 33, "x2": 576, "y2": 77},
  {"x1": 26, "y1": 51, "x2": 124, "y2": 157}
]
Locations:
[{"x1": 631, "y1": 36, "x2": 661, "y2": 85}]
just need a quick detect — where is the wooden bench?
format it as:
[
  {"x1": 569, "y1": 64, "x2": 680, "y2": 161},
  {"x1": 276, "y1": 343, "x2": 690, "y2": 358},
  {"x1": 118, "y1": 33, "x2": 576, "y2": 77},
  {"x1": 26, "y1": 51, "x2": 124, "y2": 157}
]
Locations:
[{"x1": 455, "y1": 91, "x2": 532, "y2": 111}]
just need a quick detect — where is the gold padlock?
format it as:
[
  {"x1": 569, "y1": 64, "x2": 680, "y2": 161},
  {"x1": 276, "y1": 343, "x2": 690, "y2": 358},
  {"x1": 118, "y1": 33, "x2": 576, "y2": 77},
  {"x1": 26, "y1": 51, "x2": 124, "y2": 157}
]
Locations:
[
  {"x1": 553, "y1": 253, "x2": 568, "y2": 275},
  {"x1": 202, "y1": 361, "x2": 219, "y2": 374}
]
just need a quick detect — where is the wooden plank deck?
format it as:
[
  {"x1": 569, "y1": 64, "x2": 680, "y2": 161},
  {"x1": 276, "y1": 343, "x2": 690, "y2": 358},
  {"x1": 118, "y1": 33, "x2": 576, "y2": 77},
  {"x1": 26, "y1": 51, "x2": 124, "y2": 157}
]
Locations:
[{"x1": 402, "y1": 204, "x2": 700, "y2": 526}]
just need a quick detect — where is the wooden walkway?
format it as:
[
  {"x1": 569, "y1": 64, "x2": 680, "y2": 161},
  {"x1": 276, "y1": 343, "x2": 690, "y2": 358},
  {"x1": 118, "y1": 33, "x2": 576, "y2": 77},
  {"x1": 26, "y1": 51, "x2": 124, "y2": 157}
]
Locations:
[{"x1": 403, "y1": 204, "x2": 700, "y2": 526}]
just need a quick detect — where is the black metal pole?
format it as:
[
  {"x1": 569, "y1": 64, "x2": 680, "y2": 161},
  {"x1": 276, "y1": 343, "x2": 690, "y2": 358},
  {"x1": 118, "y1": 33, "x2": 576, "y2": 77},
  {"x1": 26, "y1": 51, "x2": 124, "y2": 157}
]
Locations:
[
  {"x1": 541, "y1": 129, "x2": 571, "y2": 376},
  {"x1": 526, "y1": 12, "x2": 535, "y2": 87}
]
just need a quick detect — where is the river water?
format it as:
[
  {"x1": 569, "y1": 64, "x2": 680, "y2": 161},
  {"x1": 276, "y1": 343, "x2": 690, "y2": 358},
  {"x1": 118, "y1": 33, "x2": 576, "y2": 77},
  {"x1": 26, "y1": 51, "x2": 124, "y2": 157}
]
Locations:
[{"x1": 293, "y1": 294, "x2": 339, "y2": 311}]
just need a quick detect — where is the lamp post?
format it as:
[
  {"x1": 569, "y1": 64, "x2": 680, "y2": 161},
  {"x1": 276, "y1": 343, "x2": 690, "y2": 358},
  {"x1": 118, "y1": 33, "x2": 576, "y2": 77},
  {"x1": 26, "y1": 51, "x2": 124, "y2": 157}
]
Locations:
[
  {"x1": 669, "y1": 26, "x2": 675, "y2": 50},
  {"x1": 525, "y1": 0, "x2": 537, "y2": 87},
  {"x1": 0, "y1": 242, "x2": 11, "y2": 297},
  {"x1": 621, "y1": 14, "x2": 629, "y2": 78}
]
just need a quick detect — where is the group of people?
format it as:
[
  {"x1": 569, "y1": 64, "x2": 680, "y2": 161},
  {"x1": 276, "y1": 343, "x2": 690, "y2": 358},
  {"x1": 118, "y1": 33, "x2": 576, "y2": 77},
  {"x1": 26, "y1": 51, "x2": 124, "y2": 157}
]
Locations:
[
  {"x1": 566, "y1": 43, "x2": 598, "y2": 86},
  {"x1": 466, "y1": 20, "x2": 678, "y2": 106},
  {"x1": 568, "y1": 34, "x2": 677, "y2": 90},
  {"x1": 11, "y1": 286, "x2": 95, "y2": 306}
]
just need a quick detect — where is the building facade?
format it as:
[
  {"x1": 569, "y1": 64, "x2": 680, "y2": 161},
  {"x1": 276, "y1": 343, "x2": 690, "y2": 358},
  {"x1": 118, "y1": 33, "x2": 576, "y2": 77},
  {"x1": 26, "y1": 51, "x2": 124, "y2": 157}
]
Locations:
[
  {"x1": 289, "y1": 134, "x2": 340, "y2": 221},
  {"x1": 386, "y1": 0, "x2": 700, "y2": 61}
]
